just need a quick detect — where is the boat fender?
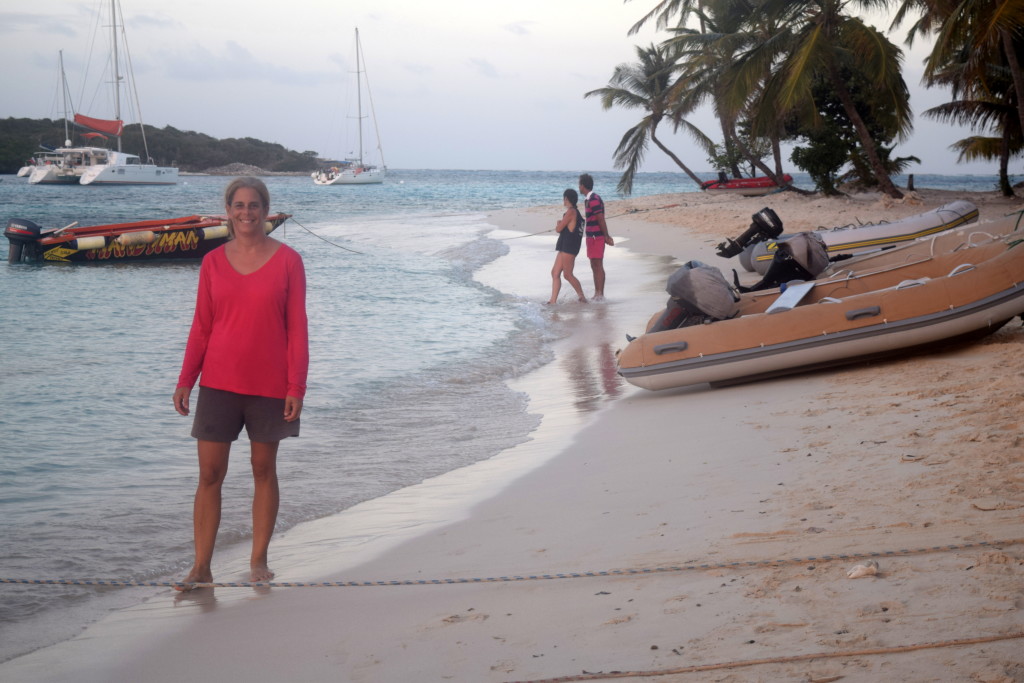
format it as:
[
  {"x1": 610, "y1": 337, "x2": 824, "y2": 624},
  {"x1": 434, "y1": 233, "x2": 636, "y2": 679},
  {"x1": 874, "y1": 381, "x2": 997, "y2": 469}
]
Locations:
[
  {"x1": 115, "y1": 230, "x2": 157, "y2": 246},
  {"x1": 68, "y1": 236, "x2": 107, "y2": 251},
  {"x1": 201, "y1": 225, "x2": 229, "y2": 240},
  {"x1": 5, "y1": 218, "x2": 45, "y2": 263}
]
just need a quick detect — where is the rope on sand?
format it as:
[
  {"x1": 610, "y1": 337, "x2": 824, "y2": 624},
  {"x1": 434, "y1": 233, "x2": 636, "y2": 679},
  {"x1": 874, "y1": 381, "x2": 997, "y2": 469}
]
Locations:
[
  {"x1": 605, "y1": 203, "x2": 680, "y2": 220},
  {"x1": 2, "y1": 537, "x2": 1021, "y2": 590},
  {"x1": 508, "y1": 631, "x2": 1024, "y2": 682}
]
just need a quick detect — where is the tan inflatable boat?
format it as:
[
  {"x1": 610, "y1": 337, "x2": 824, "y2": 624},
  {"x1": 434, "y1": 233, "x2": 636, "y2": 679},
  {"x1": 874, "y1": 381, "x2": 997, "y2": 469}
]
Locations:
[{"x1": 618, "y1": 213, "x2": 1024, "y2": 391}]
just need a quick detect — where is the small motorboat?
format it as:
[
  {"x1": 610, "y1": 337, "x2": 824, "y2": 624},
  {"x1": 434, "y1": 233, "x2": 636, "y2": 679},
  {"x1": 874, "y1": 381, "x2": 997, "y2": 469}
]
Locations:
[
  {"x1": 701, "y1": 173, "x2": 793, "y2": 196},
  {"x1": 4, "y1": 214, "x2": 291, "y2": 264},
  {"x1": 742, "y1": 200, "x2": 979, "y2": 273},
  {"x1": 617, "y1": 214, "x2": 1024, "y2": 391}
]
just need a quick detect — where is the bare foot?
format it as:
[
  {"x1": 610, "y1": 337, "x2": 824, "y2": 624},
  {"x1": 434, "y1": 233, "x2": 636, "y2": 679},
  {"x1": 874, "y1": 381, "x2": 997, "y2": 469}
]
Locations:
[
  {"x1": 250, "y1": 563, "x2": 275, "y2": 583},
  {"x1": 175, "y1": 566, "x2": 213, "y2": 592},
  {"x1": 578, "y1": 296, "x2": 587, "y2": 303}
]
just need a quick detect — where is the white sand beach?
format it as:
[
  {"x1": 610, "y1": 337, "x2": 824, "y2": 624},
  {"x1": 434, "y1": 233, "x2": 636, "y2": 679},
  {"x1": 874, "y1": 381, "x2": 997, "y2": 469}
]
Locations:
[{"x1": 3, "y1": 188, "x2": 1023, "y2": 682}]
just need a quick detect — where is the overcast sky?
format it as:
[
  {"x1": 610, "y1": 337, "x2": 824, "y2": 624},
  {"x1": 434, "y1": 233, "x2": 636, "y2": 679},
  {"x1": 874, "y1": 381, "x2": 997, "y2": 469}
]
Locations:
[{"x1": 0, "y1": 0, "x2": 1008, "y2": 175}]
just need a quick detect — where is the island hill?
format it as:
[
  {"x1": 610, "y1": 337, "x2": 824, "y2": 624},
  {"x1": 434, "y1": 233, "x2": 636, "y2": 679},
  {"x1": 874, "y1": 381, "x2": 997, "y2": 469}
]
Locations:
[{"x1": 0, "y1": 117, "x2": 329, "y2": 176}]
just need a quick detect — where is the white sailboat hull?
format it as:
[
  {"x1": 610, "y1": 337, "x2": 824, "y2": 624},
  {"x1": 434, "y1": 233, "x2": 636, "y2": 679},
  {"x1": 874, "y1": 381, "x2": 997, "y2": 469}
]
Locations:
[
  {"x1": 313, "y1": 167, "x2": 384, "y2": 185},
  {"x1": 28, "y1": 164, "x2": 81, "y2": 185},
  {"x1": 79, "y1": 159, "x2": 179, "y2": 185}
]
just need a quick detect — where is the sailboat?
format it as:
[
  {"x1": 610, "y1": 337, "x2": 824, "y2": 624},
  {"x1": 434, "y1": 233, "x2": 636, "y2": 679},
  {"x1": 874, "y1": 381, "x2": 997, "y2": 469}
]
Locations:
[
  {"x1": 28, "y1": 0, "x2": 177, "y2": 186},
  {"x1": 313, "y1": 28, "x2": 385, "y2": 186}
]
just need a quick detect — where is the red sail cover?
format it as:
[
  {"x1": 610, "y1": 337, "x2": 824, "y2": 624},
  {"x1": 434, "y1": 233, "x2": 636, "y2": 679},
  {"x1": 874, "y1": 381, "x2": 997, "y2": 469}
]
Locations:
[{"x1": 74, "y1": 113, "x2": 124, "y2": 137}]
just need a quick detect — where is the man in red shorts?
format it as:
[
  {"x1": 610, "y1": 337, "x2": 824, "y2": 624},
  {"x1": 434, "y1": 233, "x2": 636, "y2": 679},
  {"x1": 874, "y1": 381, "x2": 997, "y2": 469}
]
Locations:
[{"x1": 579, "y1": 173, "x2": 614, "y2": 300}]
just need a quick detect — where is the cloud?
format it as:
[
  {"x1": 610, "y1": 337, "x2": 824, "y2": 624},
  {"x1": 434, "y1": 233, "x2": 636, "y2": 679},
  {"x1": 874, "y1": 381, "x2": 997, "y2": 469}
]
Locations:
[
  {"x1": 160, "y1": 40, "x2": 334, "y2": 87},
  {"x1": 468, "y1": 58, "x2": 500, "y2": 79},
  {"x1": 503, "y1": 21, "x2": 535, "y2": 37},
  {"x1": 402, "y1": 61, "x2": 433, "y2": 77},
  {"x1": 0, "y1": 11, "x2": 77, "y2": 37},
  {"x1": 125, "y1": 13, "x2": 182, "y2": 32}
]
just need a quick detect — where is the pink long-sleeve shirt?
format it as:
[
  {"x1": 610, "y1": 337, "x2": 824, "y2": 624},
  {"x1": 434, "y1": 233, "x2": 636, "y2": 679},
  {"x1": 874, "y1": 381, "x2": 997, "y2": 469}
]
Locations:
[{"x1": 177, "y1": 244, "x2": 308, "y2": 399}]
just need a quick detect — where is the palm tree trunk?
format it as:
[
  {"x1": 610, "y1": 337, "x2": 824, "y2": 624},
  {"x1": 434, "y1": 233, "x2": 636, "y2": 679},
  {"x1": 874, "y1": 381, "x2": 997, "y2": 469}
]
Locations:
[
  {"x1": 1000, "y1": 28, "x2": 1024, "y2": 142},
  {"x1": 772, "y1": 120, "x2": 784, "y2": 175},
  {"x1": 999, "y1": 126, "x2": 1014, "y2": 197},
  {"x1": 650, "y1": 127, "x2": 705, "y2": 187},
  {"x1": 827, "y1": 65, "x2": 904, "y2": 199},
  {"x1": 719, "y1": 117, "x2": 742, "y2": 177}
]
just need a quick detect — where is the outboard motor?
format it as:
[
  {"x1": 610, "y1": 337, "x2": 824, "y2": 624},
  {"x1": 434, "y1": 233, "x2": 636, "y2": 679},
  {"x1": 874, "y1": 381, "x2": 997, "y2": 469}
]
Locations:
[
  {"x1": 5, "y1": 219, "x2": 43, "y2": 264},
  {"x1": 715, "y1": 207, "x2": 784, "y2": 258},
  {"x1": 734, "y1": 232, "x2": 829, "y2": 293},
  {"x1": 649, "y1": 260, "x2": 740, "y2": 333}
]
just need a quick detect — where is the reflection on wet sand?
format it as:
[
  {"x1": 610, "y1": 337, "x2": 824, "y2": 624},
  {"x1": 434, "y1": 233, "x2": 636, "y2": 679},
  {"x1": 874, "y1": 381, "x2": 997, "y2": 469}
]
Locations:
[
  {"x1": 552, "y1": 302, "x2": 627, "y2": 413},
  {"x1": 562, "y1": 342, "x2": 624, "y2": 413}
]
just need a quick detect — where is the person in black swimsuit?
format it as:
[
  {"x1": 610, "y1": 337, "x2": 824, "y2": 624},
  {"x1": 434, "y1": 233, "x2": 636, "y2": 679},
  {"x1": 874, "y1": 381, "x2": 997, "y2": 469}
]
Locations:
[{"x1": 548, "y1": 188, "x2": 587, "y2": 305}]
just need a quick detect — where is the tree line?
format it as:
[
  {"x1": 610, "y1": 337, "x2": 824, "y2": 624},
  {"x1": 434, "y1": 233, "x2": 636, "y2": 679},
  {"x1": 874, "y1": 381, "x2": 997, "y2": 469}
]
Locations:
[
  {"x1": 0, "y1": 117, "x2": 320, "y2": 175},
  {"x1": 591, "y1": 0, "x2": 1024, "y2": 197}
]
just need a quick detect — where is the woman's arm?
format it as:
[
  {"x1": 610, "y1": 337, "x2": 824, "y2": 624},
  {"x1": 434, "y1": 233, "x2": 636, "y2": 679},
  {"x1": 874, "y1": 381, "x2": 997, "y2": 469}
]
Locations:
[
  {"x1": 284, "y1": 251, "x2": 309, "y2": 401},
  {"x1": 176, "y1": 259, "x2": 214, "y2": 395},
  {"x1": 554, "y1": 208, "x2": 574, "y2": 233}
]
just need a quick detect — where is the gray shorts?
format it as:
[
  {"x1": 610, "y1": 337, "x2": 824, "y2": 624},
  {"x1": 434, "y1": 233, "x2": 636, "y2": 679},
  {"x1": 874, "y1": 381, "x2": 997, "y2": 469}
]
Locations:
[{"x1": 191, "y1": 386, "x2": 300, "y2": 443}]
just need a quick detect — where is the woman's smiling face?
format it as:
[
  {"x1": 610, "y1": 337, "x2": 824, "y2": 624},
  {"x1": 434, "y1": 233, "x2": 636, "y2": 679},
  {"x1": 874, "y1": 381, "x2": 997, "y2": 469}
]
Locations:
[{"x1": 228, "y1": 187, "x2": 269, "y2": 235}]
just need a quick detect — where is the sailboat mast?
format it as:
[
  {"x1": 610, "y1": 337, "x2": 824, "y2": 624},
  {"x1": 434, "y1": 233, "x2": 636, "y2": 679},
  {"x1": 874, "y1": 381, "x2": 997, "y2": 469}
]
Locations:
[
  {"x1": 355, "y1": 27, "x2": 363, "y2": 165},
  {"x1": 59, "y1": 50, "x2": 71, "y2": 146},
  {"x1": 110, "y1": 0, "x2": 122, "y2": 152}
]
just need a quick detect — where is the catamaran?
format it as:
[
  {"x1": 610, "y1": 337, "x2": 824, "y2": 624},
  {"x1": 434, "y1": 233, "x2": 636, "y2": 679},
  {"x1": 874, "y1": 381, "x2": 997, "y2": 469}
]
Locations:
[
  {"x1": 27, "y1": 1, "x2": 177, "y2": 186},
  {"x1": 314, "y1": 28, "x2": 386, "y2": 186}
]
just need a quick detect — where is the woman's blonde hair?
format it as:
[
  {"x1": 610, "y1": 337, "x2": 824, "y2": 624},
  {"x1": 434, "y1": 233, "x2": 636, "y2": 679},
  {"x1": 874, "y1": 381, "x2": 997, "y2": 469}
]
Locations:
[{"x1": 223, "y1": 176, "x2": 270, "y2": 237}]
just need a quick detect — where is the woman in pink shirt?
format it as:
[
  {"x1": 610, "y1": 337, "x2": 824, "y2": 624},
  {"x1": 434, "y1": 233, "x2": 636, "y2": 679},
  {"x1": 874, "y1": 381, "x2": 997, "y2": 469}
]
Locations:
[{"x1": 173, "y1": 177, "x2": 308, "y2": 589}]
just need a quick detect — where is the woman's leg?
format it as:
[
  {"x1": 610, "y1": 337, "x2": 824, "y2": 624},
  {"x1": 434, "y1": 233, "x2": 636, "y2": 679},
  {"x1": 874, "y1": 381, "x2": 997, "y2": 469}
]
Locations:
[
  {"x1": 562, "y1": 253, "x2": 587, "y2": 302},
  {"x1": 548, "y1": 253, "x2": 564, "y2": 304},
  {"x1": 249, "y1": 440, "x2": 280, "y2": 582},
  {"x1": 177, "y1": 440, "x2": 231, "y2": 590}
]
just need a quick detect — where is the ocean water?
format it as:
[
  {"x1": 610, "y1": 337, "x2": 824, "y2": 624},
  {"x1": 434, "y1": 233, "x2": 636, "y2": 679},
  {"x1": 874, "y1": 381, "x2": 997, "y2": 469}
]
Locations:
[{"x1": 0, "y1": 168, "x2": 1004, "y2": 662}]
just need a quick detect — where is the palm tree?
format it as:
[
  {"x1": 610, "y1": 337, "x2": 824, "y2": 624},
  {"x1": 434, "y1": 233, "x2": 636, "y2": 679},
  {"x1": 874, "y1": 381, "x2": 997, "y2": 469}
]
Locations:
[
  {"x1": 627, "y1": 0, "x2": 706, "y2": 36},
  {"x1": 888, "y1": 0, "x2": 1024, "y2": 161},
  {"x1": 922, "y1": 45, "x2": 1022, "y2": 195},
  {"x1": 727, "y1": 0, "x2": 911, "y2": 199},
  {"x1": 892, "y1": 0, "x2": 1024, "y2": 141},
  {"x1": 666, "y1": 0, "x2": 793, "y2": 182},
  {"x1": 585, "y1": 43, "x2": 715, "y2": 194}
]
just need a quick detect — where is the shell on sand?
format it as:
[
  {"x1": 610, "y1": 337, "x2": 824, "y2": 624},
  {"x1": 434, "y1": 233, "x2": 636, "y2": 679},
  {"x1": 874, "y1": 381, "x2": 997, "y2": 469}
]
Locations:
[{"x1": 847, "y1": 560, "x2": 879, "y2": 579}]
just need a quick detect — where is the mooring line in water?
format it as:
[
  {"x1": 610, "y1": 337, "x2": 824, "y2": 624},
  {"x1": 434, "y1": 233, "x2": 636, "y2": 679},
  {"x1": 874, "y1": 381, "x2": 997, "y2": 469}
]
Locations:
[
  {"x1": 286, "y1": 217, "x2": 365, "y2": 254},
  {"x1": 497, "y1": 228, "x2": 554, "y2": 240},
  {"x1": 2, "y1": 537, "x2": 1020, "y2": 590},
  {"x1": 508, "y1": 631, "x2": 1024, "y2": 682}
]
